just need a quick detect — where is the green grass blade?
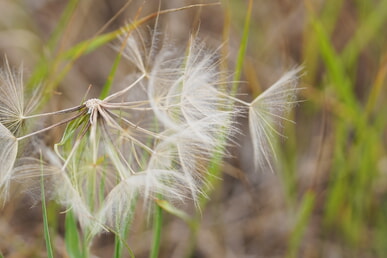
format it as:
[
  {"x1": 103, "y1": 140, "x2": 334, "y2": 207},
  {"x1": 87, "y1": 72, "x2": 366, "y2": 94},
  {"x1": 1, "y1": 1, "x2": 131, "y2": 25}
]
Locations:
[
  {"x1": 286, "y1": 192, "x2": 315, "y2": 258},
  {"x1": 41, "y1": 159, "x2": 54, "y2": 258},
  {"x1": 341, "y1": 0, "x2": 387, "y2": 67},
  {"x1": 65, "y1": 211, "x2": 83, "y2": 258},
  {"x1": 302, "y1": 0, "x2": 344, "y2": 82},
  {"x1": 47, "y1": 0, "x2": 79, "y2": 51},
  {"x1": 231, "y1": 0, "x2": 252, "y2": 94},
  {"x1": 114, "y1": 235, "x2": 123, "y2": 258},
  {"x1": 27, "y1": 0, "x2": 79, "y2": 89},
  {"x1": 100, "y1": 49, "x2": 123, "y2": 99},
  {"x1": 306, "y1": 1, "x2": 358, "y2": 110},
  {"x1": 114, "y1": 233, "x2": 136, "y2": 258},
  {"x1": 150, "y1": 200, "x2": 163, "y2": 258},
  {"x1": 61, "y1": 4, "x2": 218, "y2": 62},
  {"x1": 156, "y1": 199, "x2": 193, "y2": 226}
]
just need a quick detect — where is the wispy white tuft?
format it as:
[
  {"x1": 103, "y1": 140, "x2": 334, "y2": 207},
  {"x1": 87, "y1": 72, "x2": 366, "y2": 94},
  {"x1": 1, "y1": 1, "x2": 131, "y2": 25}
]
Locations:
[{"x1": 248, "y1": 67, "x2": 302, "y2": 171}]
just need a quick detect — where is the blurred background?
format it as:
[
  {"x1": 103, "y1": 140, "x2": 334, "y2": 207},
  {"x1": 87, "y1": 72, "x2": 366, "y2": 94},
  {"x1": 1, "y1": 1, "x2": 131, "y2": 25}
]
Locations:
[{"x1": 0, "y1": 0, "x2": 387, "y2": 257}]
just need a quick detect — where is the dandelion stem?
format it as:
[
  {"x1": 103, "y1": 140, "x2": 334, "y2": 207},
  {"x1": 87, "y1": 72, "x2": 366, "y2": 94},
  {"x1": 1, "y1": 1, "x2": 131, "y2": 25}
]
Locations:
[
  {"x1": 22, "y1": 104, "x2": 86, "y2": 119},
  {"x1": 17, "y1": 110, "x2": 88, "y2": 141}
]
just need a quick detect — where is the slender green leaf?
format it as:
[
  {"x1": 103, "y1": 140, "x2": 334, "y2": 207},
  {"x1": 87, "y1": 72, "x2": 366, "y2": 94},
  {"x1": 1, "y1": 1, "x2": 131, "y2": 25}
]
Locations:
[
  {"x1": 231, "y1": 0, "x2": 253, "y2": 94},
  {"x1": 65, "y1": 211, "x2": 83, "y2": 258},
  {"x1": 156, "y1": 199, "x2": 193, "y2": 226},
  {"x1": 286, "y1": 192, "x2": 315, "y2": 258},
  {"x1": 150, "y1": 200, "x2": 163, "y2": 258},
  {"x1": 100, "y1": 49, "x2": 123, "y2": 99},
  {"x1": 41, "y1": 159, "x2": 54, "y2": 258},
  {"x1": 341, "y1": 0, "x2": 387, "y2": 67}
]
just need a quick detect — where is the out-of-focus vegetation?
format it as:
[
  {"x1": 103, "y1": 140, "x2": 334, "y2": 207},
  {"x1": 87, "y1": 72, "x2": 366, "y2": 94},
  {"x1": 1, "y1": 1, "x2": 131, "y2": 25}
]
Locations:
[{"x1": 0, "y1": 0, "x2": 386, "y2": 257}]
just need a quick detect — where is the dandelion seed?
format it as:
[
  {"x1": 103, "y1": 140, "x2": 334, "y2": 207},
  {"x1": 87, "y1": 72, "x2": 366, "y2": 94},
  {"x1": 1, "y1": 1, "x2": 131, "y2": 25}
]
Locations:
[{"x1": 248, "y1": 67, "x2": 302, "y2": 171}]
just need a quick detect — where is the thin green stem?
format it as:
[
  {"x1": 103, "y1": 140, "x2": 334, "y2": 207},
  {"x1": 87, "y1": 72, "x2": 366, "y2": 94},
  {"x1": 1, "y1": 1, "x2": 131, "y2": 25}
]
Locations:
[
  {"x1": 231, "y1": 0, "x2": 252, "y2": 94},
  {"x1": 41, "y1": 157, "x2": 54, "y2": 258},
  {"x1": 150, "y1": 201, "x2": 163, "y2": 258}
]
